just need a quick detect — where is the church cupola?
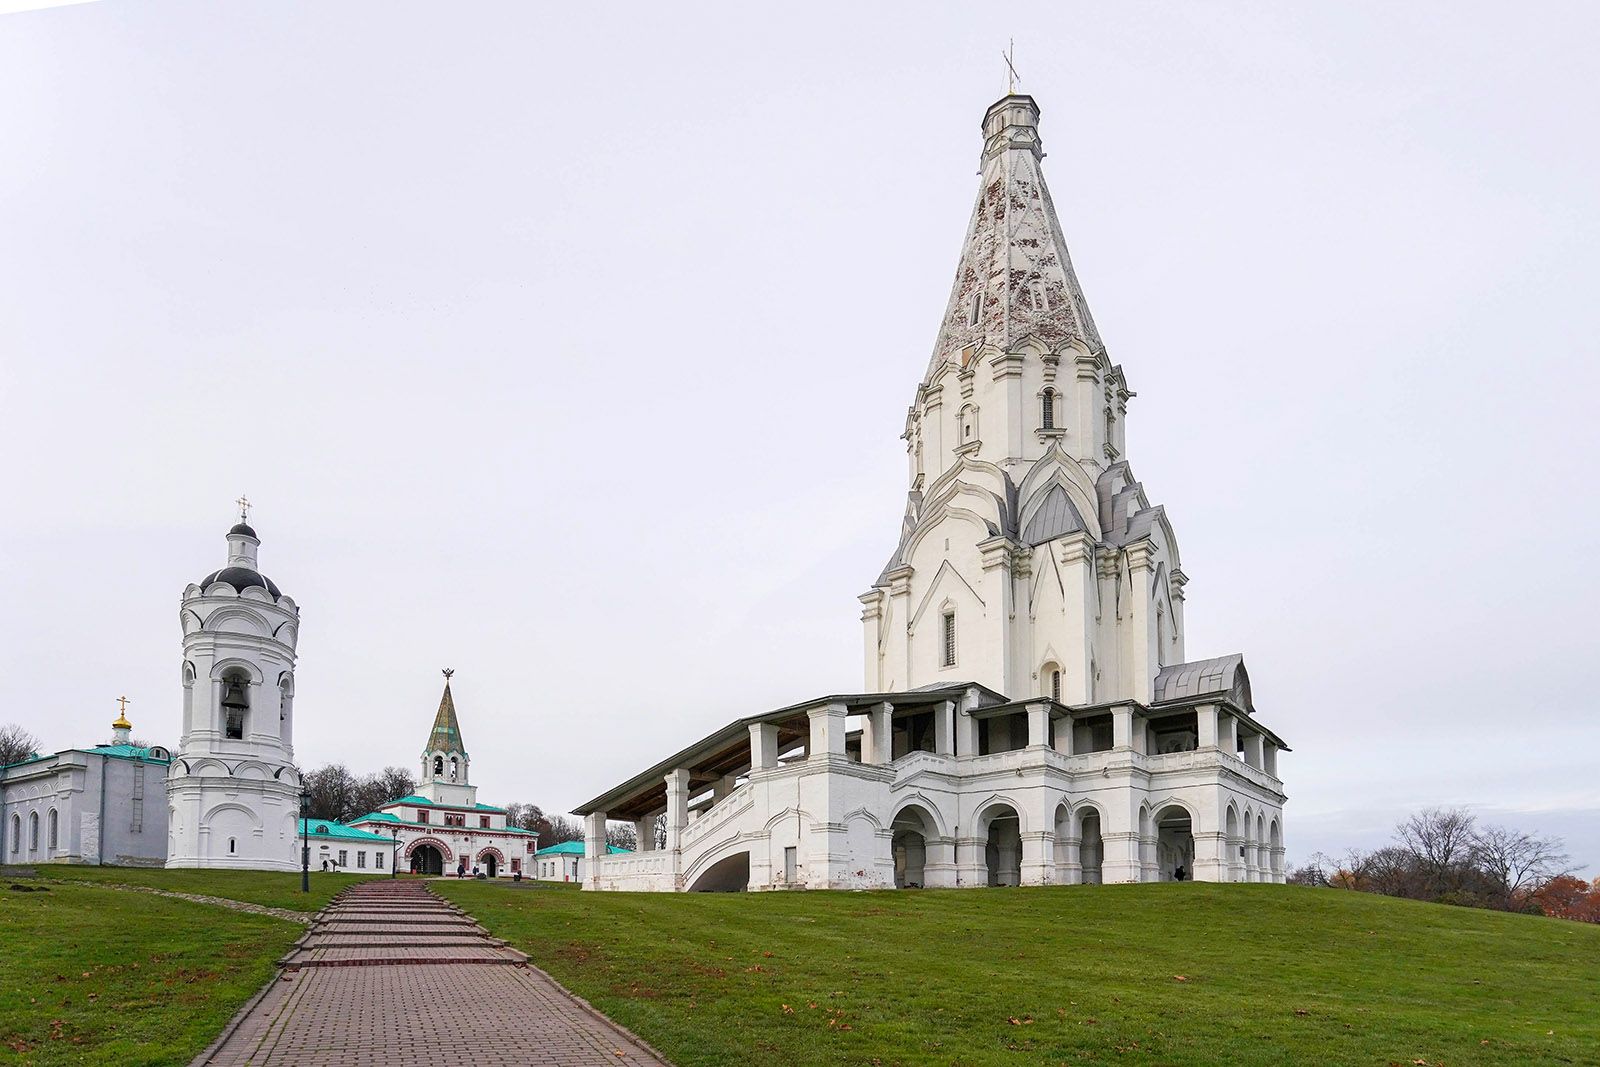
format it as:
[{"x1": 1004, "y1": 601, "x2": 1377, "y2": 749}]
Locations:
[{"x1": 111, "y1": 698, "x2": 133, "y2": 745}]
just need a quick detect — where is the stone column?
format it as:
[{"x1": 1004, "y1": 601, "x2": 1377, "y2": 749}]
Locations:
[
  {"x1": 1263, "y1": 742, "x2": 1279, "y2": 778},
  {"x1": 1196, "y1": 704, "x2": 1219, "y2": 748},
  {"x1": 633, "y1": 816, "x2": 655, "y2": 852},
  {"x1": 1026, "y1": 702, "x2": 1050, "y2": 748},
  {"x1": 664, "y1": 770, "x2": 690, "y2": 853},
  {"x1": 934, "y1": 700, "x2": 955, "y2": 757},
  {"x1": 582, "y1": 811, "x2": 607, "y2": 889},
  {"x1": 1112, "y1": 704, "x2": 1135, "y2": 750},
  {"x1": 1020, "y1": 830, "x2": 1053, "y2": 885},
  {"x1": 808, "y1": 702, "x2": 847, "y2": 760},
  {"x1": 1241, "y1": 733, "x2": 1264, "y2": 770},
  {"x1": 1053, "y1": 713, "x2": 1074, "y2": 755},
  {"x1": 1217, "y1": 713, "x2": 1238, "y2": 758},
  {"x1": 712, "y1": 774, "x2": 737, "y2": 803},
  {"x1": 956, "y1": 705, "x2": 980, "y2": 758},
  {"x1": 1059, "y1": 830, "x2": 1082, "y2": 884},
  {"x1": 1192, "y1": 830, "x2": 1227, "y2": 882},
  {"x1": 864, "y1": 702, "x2": 893, "y2": 764},
  {"x1": 749, "y1": 722, "x2": 779, "y2": 771}
]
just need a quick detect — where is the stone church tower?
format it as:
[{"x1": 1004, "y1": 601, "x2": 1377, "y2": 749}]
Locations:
[
  {"x1": 860, "y1": 94, "x2": 1185, "y2": 710},
  {"x1": 166, "y1": 512, "x2": 301, "y2": 871},
  {"x1": 416, "y1": 671, "x2": 475, "y2": 808}
]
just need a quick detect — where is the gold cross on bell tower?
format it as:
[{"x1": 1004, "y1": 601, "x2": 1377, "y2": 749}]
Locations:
[
  {"x1": 1003, "y1": 39, "x2": 1022, "y2": 96},
  {"x1": 236, "y1": 494, "x2": 251, "y2": 523}
]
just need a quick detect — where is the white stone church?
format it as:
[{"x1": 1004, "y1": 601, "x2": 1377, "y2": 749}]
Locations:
[{"x1": 576, "y1": 93, "x2": 1289, "y2": 891}]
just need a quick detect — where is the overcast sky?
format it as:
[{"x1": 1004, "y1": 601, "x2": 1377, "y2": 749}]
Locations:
[{"x1": 2, "y1": 2, "x2": 1596, "y2": 872}]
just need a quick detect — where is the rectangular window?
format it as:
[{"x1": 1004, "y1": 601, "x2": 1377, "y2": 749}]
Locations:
[
  {"x1": 357, "y1": 851, "x2": 367, "y2": 868},
  {"x1": 376, "y1": 852, "x2": 385, "y2": 869},
  {"x1": 941, "y1": 612, "x2": 957, "y2": 667},
  {"x1": 479, "y1": 816, "x2": 490, "y2": 828},
  {"x1": 417, "y1": 810, "x2": 428, "y2": 824},
  {"x1": 337, "y1": 849, "x2": 348, "y2": 867},
  {"x1": 511, "y1": 858, "x2": 521, "y2": 874},
  {"x1": 1051, "y1": 670, "x2": 1062, "y2": 702}
]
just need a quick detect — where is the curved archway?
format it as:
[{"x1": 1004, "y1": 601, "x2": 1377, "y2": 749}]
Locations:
[
  {"x1": 688, "y1": 850, "x2": 749, "y2": 892},
  {"x1": 1152, "y1": 803, "x2": 1195, "y2": 881},
  {"x1": 976, "y1": 800, "x2": 1022, "y2": 887},
  {"x1": 410, "y1": 843, "x2": 444, "y2": 876},
  {"x1": 475, "y1": 847, "x2": 504, "y2": 878},
  {"x1": 891, "y1": 803, "x2": 939, "y2": 888},
  {"x1": 1076, "y1": 804, "x2": 1104, "y2": 884}
]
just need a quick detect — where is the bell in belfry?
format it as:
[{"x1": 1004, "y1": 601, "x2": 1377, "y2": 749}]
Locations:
[{"x1": 221, "y1": 678, "x2": 249, "y2": 710}]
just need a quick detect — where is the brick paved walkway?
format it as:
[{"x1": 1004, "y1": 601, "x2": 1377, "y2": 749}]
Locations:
[{"x1": 196, "y1": 880, "x2": 668, "y2": 1066}]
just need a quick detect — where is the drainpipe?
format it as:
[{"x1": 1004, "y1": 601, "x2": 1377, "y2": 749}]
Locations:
[{"x1": 97, "y1": 754, "x2": 108, "y2": 866}]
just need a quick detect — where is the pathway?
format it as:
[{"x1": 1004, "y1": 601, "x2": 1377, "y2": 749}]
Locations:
[{"x1": 195, "y1": 879, "x2": 668, "y2": 1066}]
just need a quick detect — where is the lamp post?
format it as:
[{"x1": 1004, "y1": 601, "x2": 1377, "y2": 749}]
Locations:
[
  {"x1": 390, "y1": 826, "x2": 399, "y2": 879},
  {"x1": 299, "y1": 788, "x2": 310, "y2": 893}
]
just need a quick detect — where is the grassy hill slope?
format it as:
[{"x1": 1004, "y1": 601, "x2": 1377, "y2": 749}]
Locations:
[{"x1": 439, "y1": 881, "x2": 1600, "y2": 1067}]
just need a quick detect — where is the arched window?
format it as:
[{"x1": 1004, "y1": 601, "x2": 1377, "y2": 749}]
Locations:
[
  {"x1": 433, "y1": 755, "x2": 444, "y2": 776},
  {"x1": 28, "y1": 812, "x2": 39, "y2": 850},
  {"x1": 958, "y1": 405, "x2": 978, "y2": 444},
  {"x1": 1104, "y1": 407, "x2": 1115, "y2": 450},
  {"x1": 940, "y1": 611, "x2": 957, "y2": 668},
  {"x1": 449, "y1": 757, "x2": 459, "y2": 782},
  {"x1": 1041, "y1": 389, "x2": 1057, "y2": 430},
  {"x1": 47, "y1": 809, "x2": 57, "y2": 850},
  {"x1": 1051, "y1": 669, "x2": 1062, "y2": 702},
  {"x1": 9, "y1": 814, "x2": 19, "y2": 853},
  {"x1": 968, "y1": 289, "x2": 983, "y2": 327},
  {"x1": 228, "y1": 837, "x2": 236, "y2": 854},
  {"x1": 220, "y1": 670, "x2": 250, "y2": 740}
]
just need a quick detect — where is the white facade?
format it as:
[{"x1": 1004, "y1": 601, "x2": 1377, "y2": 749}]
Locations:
[
  {"x1": 348, "y1": 676, "x2": 538, "y2": 878},
  {"x1": 0, "y1": 714, "x2": 171, "y2": 868},
  {"x1": 166, "y1": 519, "x2": 303, "y2": 871},
  {"x1": 578, "y1": 93, "x2": 1289, "y2": 892}
]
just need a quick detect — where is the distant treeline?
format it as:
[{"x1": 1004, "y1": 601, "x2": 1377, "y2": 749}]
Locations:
[{"x1": 1291, "y1": 806, "x2": 1595, "y2": 921}]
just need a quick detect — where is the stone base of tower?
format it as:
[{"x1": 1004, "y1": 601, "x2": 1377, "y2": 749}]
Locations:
[{"x1": 165, "y1": 775, "x2": 303, "y2": 872}]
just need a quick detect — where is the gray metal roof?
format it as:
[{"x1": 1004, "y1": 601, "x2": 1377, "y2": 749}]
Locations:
[
  {"x1": 1153, "y1": 654, "x2": 1253, "y2": 714},
  {"x1": 1021, "y1": 484, "x2": 1087, "y2": 546}
]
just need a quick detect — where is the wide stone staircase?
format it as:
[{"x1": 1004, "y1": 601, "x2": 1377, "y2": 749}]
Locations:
[{"x1": 280, "y1": 879, "x2": 527, "y2": 967}]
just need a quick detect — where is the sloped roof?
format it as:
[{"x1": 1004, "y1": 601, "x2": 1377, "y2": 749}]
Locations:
[
  {"x1": 536, "y1": 841, "x2": 630, "y2": 856},
  {"x1": 925, "y1": 94, "x2": 1102, "y2": 384},
  {"x1": 425, "y1": 680, "x2": 467, "y2": 755},
  {"x1": 299, "y1": 819, "x2": 391, "y2": 843},
  {"x1": 1021, "y1": 484, "x2": 1088, "y2": 546},
  {"x1": 1153, "y1": 654, "x2": 1253, "y2": 714}
]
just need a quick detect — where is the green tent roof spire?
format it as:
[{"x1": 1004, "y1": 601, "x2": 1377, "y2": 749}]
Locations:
[{"x1": 427, "y1": 668, "x2": 466, "y2": 755}]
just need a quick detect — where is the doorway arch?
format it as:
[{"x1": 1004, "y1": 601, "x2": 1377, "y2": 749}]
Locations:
[
  {"x1": 976, "y1": 801, "x2": 1022, "y2": 887},
  {"x1": 1152, "y1": 803, "x2": 1196, "y2": 881},
  {"x1": 891, "y1": 805, "x2": 939, "y2": 888}
]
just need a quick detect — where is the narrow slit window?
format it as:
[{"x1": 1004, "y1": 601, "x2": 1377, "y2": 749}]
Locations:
[
  {"x1": 1041, "y1": 389, "x2": 1056, "y2": 430},
  {"x1": 1031, "y1": 279, "x2": 1048, "y2": 311},
  {"x1": 1051, "y1": 670, "x2": 1062, "y2": 702},
  {"x1": 941, "y1": 611, "x2": 957, "y2": 667},
  {"x1": 968, "y1": 290, "x2": 982, "y2": 327}
]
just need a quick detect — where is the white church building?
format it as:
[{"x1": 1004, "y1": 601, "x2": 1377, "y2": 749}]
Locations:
[
  {"x1": 577, "y1": 93, "x2": 1290, "y2": 891},
  {"x1": 166, "y1": 516, "x2": 303, "y2": 871}
]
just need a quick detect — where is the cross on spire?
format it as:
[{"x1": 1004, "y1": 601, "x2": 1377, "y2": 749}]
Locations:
[
  {"x1": 117, "y1": 695, "x2": 130, "y2": 713},
  {"x1": 1003, "y1": 38, "x2": 1022, "y2": 96},
  {"x1": 442, "y1": 667, "x2": 454, "y2": 681},
  {"x1": 236, "y1": 494, "x2": 251, "y2": 523}
]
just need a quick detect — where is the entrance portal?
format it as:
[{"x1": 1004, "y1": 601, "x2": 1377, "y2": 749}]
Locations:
[
  {"x1": 411, "y1": 844, "x2": 443, "y2": 876},
  {"x1": 482, "y1": 853, "x2": 497, "y2": 878},
  {"x1": 1154, "y1": 805, "x2": 1195, "y2": 881},
  {"x1": 981, "y1": 805, "x2": 1022, "y2": 886}
]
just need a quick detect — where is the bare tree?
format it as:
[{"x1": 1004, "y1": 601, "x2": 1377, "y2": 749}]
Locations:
[
  {"x1": 1396, "y1": 807, "x2": 1478, "y2": 895},
  {"x1": 606, "y1": 823, "x2": 638, "y2": 850},
  {"x1": 304, "y1": 763, "x2": 359, "y2": 822},
  {"x1": 0, "y1": 723, "x2": 40, "y2": 766},
  {"x1": 1472, "y1": 824, "x2": 1569, "y2": 901}
]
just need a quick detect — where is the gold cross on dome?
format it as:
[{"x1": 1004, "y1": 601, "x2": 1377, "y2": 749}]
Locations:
[
  {"x1": 1003, "y1": 39, "x2": 1022, "y2": 96},
  {"x1": 117, "y1": 695, "x2": 130, "y2": 713},
  {"x1": 236, "y1": 494, "x2": 251, "y2": 523}
]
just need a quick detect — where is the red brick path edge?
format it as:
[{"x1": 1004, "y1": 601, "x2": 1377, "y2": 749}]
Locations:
[{"x1": 191, "y1": 881, "x2": 671, "y2": 1065}]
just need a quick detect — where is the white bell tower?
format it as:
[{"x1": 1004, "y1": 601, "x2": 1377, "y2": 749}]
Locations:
[{"x1": 166, "y1": 500, "x2": 302, "y2": 871}]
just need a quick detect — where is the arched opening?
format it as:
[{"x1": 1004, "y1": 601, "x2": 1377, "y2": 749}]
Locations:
[
  {"x1": 47, "y1": 809, "x2": 57, "y2": 851},
  {"x1": 219, "y1": 669, "x2": 250, "y2": 740},
  {"x1": 1078, "y1": 808, "x2": 1103, "y2": 884},
  {"x1": 1256, "y1": 814, "x2": 1267, "y2": 881},
  {"x1": 481, "y1": 853, "x2": 497, "y2": 877},
  {"x1": 228, "y1": 837, "x2": 236, "y2": 855},
  {"x1": 28, "y1": 812, "x2": 39, "y2": 851},
  {"x1": 979, "y1": 803, "x2": 1022, "y2": 887},
  {"x1": 1225, "y1": 806, "x2": 1242, "y2": 881},
  {"x1": 432, "y1": 755, "x2": 444, "y2": 776},
  {"x1": 1269, "y1": 819, "x2": 1284, "y2": 880},
  {"x1": 891, "y1": 805, "x2": 937, "y2": 888},
  {"x1": 1040, "y1": 661, "x2": 1062, "y2": 702},
  {"x1": 411, "y1": 844, "x2": 444, "y2": 876},
  {"x1": 449, "y1": 756, "x2": 459, "y2": 782},
  {"x1": 9, "y1": 814, "x2": 19, "y2": 853},
  {"x1": 1153, "y1": 804, "x2": 1195, "y2": 881},
  {"x1": 1052, "y1": 802, "x2": 1073, "y2": 879},
  {"x1": 689, "y1": 850, "x2": 750, "y2": 892},
  {"x1": 278, "y1": 672, "x2": 294, "y2": 737}
]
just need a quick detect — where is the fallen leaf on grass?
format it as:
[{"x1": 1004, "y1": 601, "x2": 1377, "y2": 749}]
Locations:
[
  {"x1": 1173, "y1": 975, "x2": 1188, "y2": 982},
  {"x1": 781, "y1": 1004, "x2": 794, "y2": 1015}
]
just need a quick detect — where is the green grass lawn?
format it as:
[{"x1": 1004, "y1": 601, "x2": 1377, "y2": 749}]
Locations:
[
  {"x1": 18, "y1": 864, "x2": 398, "y2": 912},
  {"x1": 0, "y1": 882, "x2": 302, "y2": 1065},
  {"x1": 437, "y1": 881, "x2": 1600, "y2": 1067}
]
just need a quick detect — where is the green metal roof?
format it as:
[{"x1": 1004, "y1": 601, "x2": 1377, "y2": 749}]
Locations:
[
  {"x1": 536, "y1": 841, "x2": 631, "y2": 856},
  {"x1": 385, "y1": 795, "x2": 505, "y2": 813},
  {"x1": 348, "y1": 812, "x2": 536, "y2": 836},
  {"x1": 424, "y1": 680, "x2": 467, "y2": 756},
  {"x1": 3, "y1": 743, "x2": 170, "y2": 772},
  {"x1": 298, "y1": 819, "x2": 393, "y2": 843}
]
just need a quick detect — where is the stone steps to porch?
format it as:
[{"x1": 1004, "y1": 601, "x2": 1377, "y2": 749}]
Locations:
[{"x1": 276, "y1": 880, "x2": 527, "y2": 970}]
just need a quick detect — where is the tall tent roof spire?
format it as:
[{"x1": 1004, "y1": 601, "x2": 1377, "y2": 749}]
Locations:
[
  {"x1": 426, "y1": 669, "x2": 466, "y2": 755},
  {"x1": 925, "y1": 93, "x2": 1102, "y2": 382}
]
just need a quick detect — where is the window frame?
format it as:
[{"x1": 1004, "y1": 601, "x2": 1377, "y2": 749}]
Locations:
[{"x1": 940, "y1": 611, "x2": 957, "y2": 668}]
